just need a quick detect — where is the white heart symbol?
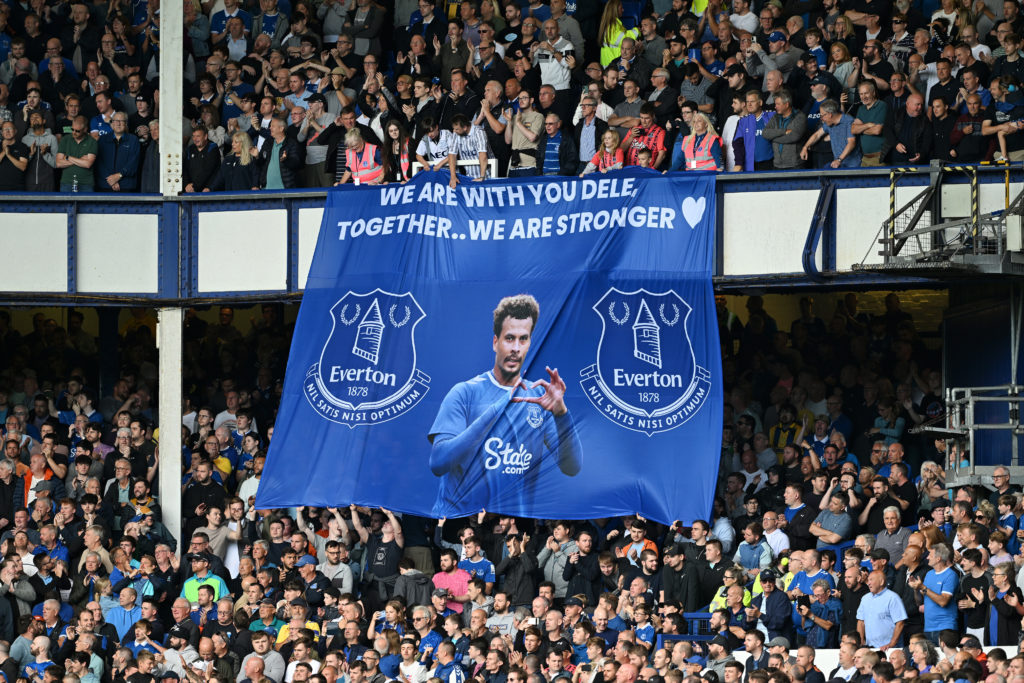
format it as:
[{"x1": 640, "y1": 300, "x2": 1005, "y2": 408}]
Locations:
[{"x1": 682, "y1": 196, "x2": 706, "y2": 229}]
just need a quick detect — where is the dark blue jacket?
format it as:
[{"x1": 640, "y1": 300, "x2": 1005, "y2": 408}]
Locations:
[
  {"x1": 751, "y1": 588, "x2": 793, "y2": 641},
  {"x1": 96, "y1": 132, "x2": 141, "y2": 191}
]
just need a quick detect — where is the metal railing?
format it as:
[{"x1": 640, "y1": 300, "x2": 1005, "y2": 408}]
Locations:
[
  {"x1": 410, "y1": 158, "x2": 499, "y2": 179},
  {"x1": 870, "y1": 162, "x2": 1019, "y2": 267}
]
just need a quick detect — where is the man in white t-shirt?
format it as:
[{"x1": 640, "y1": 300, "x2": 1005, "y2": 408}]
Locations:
[
  {"x1": 415, "y1": 120, "x2": 449, "y2": 171},
  {"x1": 730, "y1": 0, "x2": 759, "y2": 34}
]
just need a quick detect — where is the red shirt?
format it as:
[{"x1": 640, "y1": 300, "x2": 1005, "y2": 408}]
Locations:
[{"x1": 625, "y1": 125, "x2": 666, "y2": 166}]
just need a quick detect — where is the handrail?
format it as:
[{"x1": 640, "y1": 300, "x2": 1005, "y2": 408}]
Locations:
[
  {"x1": 410, "y1": 158, "x2": 499, "y2": 178},
  {"x1": 0, "y1": 162, "x2": 1018, "y2": 203}
]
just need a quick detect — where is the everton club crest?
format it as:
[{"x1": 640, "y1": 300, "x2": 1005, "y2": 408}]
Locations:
[
  {"x1": 304, "y1": 289, "x2": 430, "y2": 427},
  {"x1": 580, "y1": 288, "x2": 711, "y2": 436}
]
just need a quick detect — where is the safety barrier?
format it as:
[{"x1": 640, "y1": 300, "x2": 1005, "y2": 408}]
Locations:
[
  {"x1": 410, "y1": 158, "x2": 500, "y2": 179},
  {"x1": 0, "y1": 165, "x2": 1021, "y2": 305}
]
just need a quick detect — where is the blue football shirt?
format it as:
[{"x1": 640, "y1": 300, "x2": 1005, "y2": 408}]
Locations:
[{"x1": 429, "y1": 370, "x2": 581, "y2": 516}]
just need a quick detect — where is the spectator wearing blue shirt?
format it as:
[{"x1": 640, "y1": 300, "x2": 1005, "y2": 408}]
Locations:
[
  {"x1": 32, "y1": 525, "x2": 69, "y2": 564},
  {"x1": 125, "y1": 619, "x2": 160, "y2": 657},
  {"x1": 748, "y1": 570, "x2": 792, "y2": 642},
  {"x1": 39, "y1": 40, "x2": 79, "y2": 81},
  {"x1": 458, "y1": 537, "x2": 496, "y2": 592},
  {"x1": 103, "y1": 587, "x2": 143, "y2": 641},
  {"x1": 908, "y1": 544, "x2": 958, "y2": 644},
  {"x1": 537, "y1": 113, "x2": 577, "y2": 176},
  {"x1": 809, "y1": 493, "x2": 853, "y2": 549},
  {"x1": 90, "y1": 93, "x2": 116, "y2": 139},
  {"x1": 856, "y1": 569, "x2": 908, "y2": 649},
  {"x1": 21, "y1": 636, "x2": 54, "y2": 680},
  {"x1": 412, "y1": 603, "x2": 444, "y2": 662},
  {"x1": 797, "y1": 579, "x2": 842, "y2": 648},
  {"x1": 826, "y1": 397, "x2": 854, "y2": 444},
  {"x1": 95, "y1": 113, "x2": 141, "y2": 191},
  {"x1": 871, "y1": 399, "x2": 906, "y2": 448},
  {"x1": 788, "y1": 550, "x2": 835, "y2": 601},
  {"x1": 189, "y1": 585, "x2": 219, "y2": 626},
  {"x1": 632, "y1": 604, "x2": 655, "y2": 647},
  {"x1": 801, "y1": 100, "x2": 860, "y2": 168},
  {"x1": 996, "y1": 495, "x2": 1020, "y2": 555},
  {"x1": 210, "y1": 0, "x2": 254, "y2": 44},
  {"x1": 733, "y1": 522, "x2": 772, "y2": 583}
]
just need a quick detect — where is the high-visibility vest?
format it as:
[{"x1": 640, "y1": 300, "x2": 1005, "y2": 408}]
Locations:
[
  {"x1": 396, "y1": 140, "x2": 411, "y2": 181},
  {"x1": 346, "y1": 142, "x2": 383, "y2": 184},
  {"x1": 600, "y1": 23, "x2": 639, "y2": 67},
  {"x1": 684, "y1": 133, "x2": 721, "y2": 171}
]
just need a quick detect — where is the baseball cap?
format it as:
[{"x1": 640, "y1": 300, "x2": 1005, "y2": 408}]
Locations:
[
  {"x1": 724, "y1": 64, "x2": 746, "y2": 78},
  {"x1": 186, "y1": 553, "x2": 208, "y2": 563},
  {"x1": 869, "y1": 548, "x2": 891, "y2": 561},
  {"x1": 295, "y1": 554, "x2": 317, "y2": 567},
  {"x1": 664, "y1": 544, "x2": 683, "y2": 557},
  {"x1": 432, "y1": 588, "x2": 448, "y2": 598},
  {"x1": 168, "y1": 624, "x2": 189, "y2": 640},
  {"x1": 802, "y1": 51, "x2": 817, "y2": 63},
  {"x1": 260, "y1": 598, "x2": 276, "y2": 606},
  {"x1": 564, "y1": 596, "x2": 584, "y2": 607},
  {"x1": 668, "y1": 35, "x2": 685, "y2": 44},
  {"x1": 710, "y1": 635, "x2": 730, "y2": 648},
  {"x1": 290, "y1": 597, "x2": 309, "y2": 608},
  {"x1": 307, "y1": 93, "x2": 327, "y2": 105},
  {"x1": 760, "y1": 569, "x2": 777, "y2": 583},
  {"x1": 767, "y1": 636, "x2": 791, "y2": 649},
  {"x1": 962, "y1": 636, "x2": 982, "y2": 650},
  {"x1": 685, "y1": 655, "x2": 706, "y2": 666},
  {"x1": 768, "y1": 31, "x2": 786, "y2": 42},
  {"x1": 161, "y1": 674, "x2": 180, "y2": 681}
]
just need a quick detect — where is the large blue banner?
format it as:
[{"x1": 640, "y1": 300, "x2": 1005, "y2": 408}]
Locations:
[{"x1": 256, "y1": 169, "x2": 722, "y2": 525}]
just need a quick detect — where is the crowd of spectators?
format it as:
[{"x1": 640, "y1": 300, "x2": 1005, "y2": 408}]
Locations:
[
  {"x1": 0, "y1": 291, "x2": 1012, "y2": 683},
  {"x1": 5, "y1": 0, "x2": 1024, "y2": 191}
]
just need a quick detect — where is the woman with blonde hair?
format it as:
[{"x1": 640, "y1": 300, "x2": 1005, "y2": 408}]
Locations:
[
  {"x1": 829, "y1": 39, "x2": 857, "y2": 103},
  {"x1": 218, "y1": 131, "x2": 260, "y2": 190},
  {"x1": 598, "y1": 0, "x2": 638, "y2": 67},
  {"x1": 917, "y1": 460, "x2": 947, "y2": 508},
  {"x1": 832, "y1": 15, "x2": 858, "y2": 56},
  {"x1": 676, "y1": 113, "x2": 723, "y2": 171}
]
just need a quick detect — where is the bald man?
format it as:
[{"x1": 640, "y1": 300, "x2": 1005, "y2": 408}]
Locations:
[
  {"x1": 616, "y1": 663, "x2": 639, "y2": 683},
  {"x1": 856, "y1": 570, "x2": 906, "y2": 650}
]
